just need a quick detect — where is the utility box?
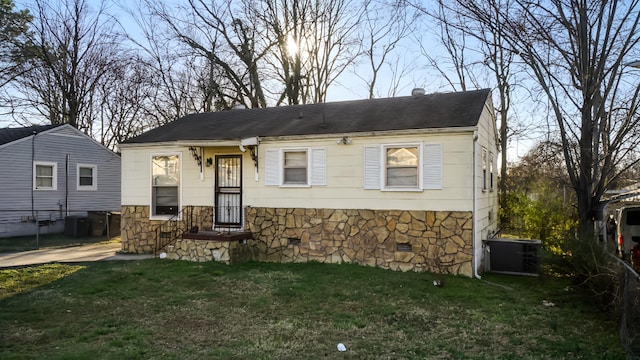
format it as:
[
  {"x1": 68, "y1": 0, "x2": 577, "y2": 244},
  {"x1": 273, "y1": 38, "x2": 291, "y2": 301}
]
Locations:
[
  {"x1": 109, "y1": 212, "x2": 121, "y2": 237},
  {"x1": 88, "y1": 211, "x2": 107, "y2": 237},
  {"x1": 488, "y1": 238, "x2": 542, "y2": 276},
  {"x1": 64, "y1": 216, "x2": 89, "y2": 237}
]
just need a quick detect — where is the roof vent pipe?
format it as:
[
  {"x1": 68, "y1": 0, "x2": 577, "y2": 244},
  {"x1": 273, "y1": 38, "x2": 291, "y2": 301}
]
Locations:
[{"x1": 411, "y1": 88, "x2": 426, "y2": 97}]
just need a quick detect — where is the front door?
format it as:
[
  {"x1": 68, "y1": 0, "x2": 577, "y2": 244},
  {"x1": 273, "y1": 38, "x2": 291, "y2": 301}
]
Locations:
[{"x1": 215, "y1": 155, "x2": 242, "y2": 227}]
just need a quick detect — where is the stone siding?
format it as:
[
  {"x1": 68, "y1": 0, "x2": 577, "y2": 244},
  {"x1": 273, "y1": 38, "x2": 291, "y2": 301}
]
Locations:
[
  {"x1": 246, "y1": 207, "x2": 473, "y2": 276},
  {"x1": 120, "y1": 205, "x2": 214, "y2": 253},
  {"x1": 121, "y1": 205, "x2": 474, "y2": 276},
  {"x1": 163, "y1": 238, "x2": 255, "y2": 264},
  {"x1": 121, "y1": 206, "x2": 157, "y2": 253}
]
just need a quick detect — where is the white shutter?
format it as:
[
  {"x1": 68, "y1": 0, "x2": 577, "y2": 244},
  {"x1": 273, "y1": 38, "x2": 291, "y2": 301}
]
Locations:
[
  {"x1": 310, "y1": 147, "x2": 327, "y2": 186},
  {"x1": 363, "y1": 145, "x2": 381, "y2": 189},
  {"x1": 265, "y1": 149, "x2": 280, "y2": 186},
  {"x1": 423, "y1": 143, "x2": 442, "y2": 189}
]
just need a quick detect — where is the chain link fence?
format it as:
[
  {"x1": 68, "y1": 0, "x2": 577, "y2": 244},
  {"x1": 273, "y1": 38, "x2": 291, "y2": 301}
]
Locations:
[{"x1": 612, "y1": 255, "x2": 640, "y2": 359}]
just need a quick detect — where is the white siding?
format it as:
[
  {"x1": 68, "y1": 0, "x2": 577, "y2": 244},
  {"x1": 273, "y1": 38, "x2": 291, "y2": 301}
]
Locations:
[
  {"x1": 473, "y1": 97, "x2": 500, "y2": 273},
  {"x1": 245, "y1": 133, "x2": 475, "y2": 212},
  {"x1": 121, "y1": 103, "x2": 499, "y2": 223}
]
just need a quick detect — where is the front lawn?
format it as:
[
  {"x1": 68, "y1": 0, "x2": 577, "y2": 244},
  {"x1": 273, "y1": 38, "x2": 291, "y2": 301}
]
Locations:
[{"x1": 0, "y1": 260, "x2": 624, "y2": 359}]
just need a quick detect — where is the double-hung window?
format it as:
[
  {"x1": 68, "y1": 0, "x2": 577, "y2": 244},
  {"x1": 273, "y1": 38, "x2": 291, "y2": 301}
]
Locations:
[
  {"x1": 385, "y1": 146, "x2": 419, "y2": 188},
  {"x1": 77, "y1": 164, "x2": 97, "y2": 191},
  {"x1": 265, "y1": 147, "x2": 326, "y2": 187},
  {"x1": 489, "y1": 152, "x2": 494, "y2": 191},
  {"x1": 283, "y1": 150, "x2": 308, "y2": 185},
  {"x1": 482, "y1": 148, "x2": 488, "y2": 191},
  {"x1": 33, "y1": 161, "x2": 57, "y2": 190},
  {"x1": 364, "y1": 143, "x2": 442, "y2": 191},
  {"x1": 152, "y1": 154, "x2": 180, "y2": 216}
]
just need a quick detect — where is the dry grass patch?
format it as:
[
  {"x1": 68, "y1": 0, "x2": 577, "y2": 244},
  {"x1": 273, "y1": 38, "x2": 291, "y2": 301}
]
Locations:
[{"x1": 0, "y1": 260, "x2": 625, "y2": 359}]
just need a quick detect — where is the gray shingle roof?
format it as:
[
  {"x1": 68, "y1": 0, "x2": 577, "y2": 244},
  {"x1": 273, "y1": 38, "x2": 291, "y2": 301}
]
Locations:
[
  {"x1": 123, "y1": 89, "x2": 491, "y2": 144},
  {"x1": 0, "y1": 124, "x2": 64, "y2": 146}
]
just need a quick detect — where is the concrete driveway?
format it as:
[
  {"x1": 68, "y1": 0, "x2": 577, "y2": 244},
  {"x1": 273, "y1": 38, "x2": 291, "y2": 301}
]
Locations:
[{"x1": 0, "y1": 242, "x2": 154, "y2": 268}]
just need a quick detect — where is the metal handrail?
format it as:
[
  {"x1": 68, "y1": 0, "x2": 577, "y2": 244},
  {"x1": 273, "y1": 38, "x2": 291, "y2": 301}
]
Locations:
[
  {"x1": 153, "y1": 205, "x2": 245, "y2": 252},
  {"x1": 154, "y1": 206, "x2": 193, "y2": 253}
]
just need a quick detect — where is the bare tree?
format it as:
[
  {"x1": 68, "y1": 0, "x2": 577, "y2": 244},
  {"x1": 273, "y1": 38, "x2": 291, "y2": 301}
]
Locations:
[
  {"x1": 355, "y1": 0, "x2": 416, "y2": 99},
  {"x1": 417, "y1": 2, "x2": 478, "y2": 92},
  {"x1": 248, "y1": 0, "x2": 311, "y2": 105},
  {"x1": 124, "y1": 4, "x2": 217, "y2": 126},
  {"x1": 247, "y1": 0, "x2": 362, "y2": 105},
  {"x1": 142, "y1": 0, "x2": 269, "y2": 109},
  {"x1": 412, "y1": 0, "x2": 518, "y2": 226},
  {"x1": 95, "y1": 59, "x2": 155, "y2": 148},
  {"x1": 457, "y1": 0, "x2": 640, "y2": 235},
  {"x1": 304, "y1": 0, "x2": 362, "y2": 103},
  {"x1": 11, "y1": 0, "x2": 123, "y2": 133}
]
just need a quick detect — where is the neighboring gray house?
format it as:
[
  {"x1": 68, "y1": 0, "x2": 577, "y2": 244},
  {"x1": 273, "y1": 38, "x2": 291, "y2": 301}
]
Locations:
[{"x1": 0, "y1": 124, "x2": 121, "y2": 237}]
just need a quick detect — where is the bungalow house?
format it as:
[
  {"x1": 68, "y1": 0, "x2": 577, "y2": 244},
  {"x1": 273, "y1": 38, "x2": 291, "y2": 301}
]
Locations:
[
  {"x1": 0, "y1": 124, "x2": 121, "y2": 237},
  {"x1": 119, "y1": 88, "x2": 499, "y2": 277}
]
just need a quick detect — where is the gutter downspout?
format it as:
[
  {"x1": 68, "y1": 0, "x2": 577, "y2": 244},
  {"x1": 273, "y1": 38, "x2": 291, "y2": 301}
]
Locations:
[
  {"x1": 66, "y1": 154, "x2": 70, "y2": 216},
  {"x1": 472, "y1": 130, "x2": 482, "y2": 279},
  {"x1": 31, "y1": 131, "x2": 36, "y2": 220}
]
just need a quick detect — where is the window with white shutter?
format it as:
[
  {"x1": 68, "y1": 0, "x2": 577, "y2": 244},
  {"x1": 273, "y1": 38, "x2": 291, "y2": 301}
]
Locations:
[
  {"x1": 310, "y1": 148, "x2": 327, "y2": 186},
  {"x1": 363, "y1": 146, "x2": 381, "y2": 189},
  {"x1": 283, "y1": 150, "x2": 308, "y2": 184},
  {"x1": 385, "y1": 146, "x2": 419, "y2": 188},
  {"x1": 264, "y1": 147, "x2": 326, "y2": 187},
  {"x1": 364, "y1": 142, "x2": 443, "y2": 191},
  {"x1": 423, "y1": 143, "x2": 442, "y2": 190},
  {"x1": 264, "y1": 149, "x2": 280, "y2": 186}
]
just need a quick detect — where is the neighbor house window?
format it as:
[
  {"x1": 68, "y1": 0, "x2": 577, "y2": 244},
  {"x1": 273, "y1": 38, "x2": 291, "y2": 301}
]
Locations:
[
  {"x1": 77, "y1": 164, "x2": 97, "y2": 191},
  {"x1": 283, "y1": 150, "x2": 308, "y2": 185},
  {"x1": 489, "y1": 152, "x2": 494, "y2": 191},
  {"x1": 33, "y1": 161, "x2": 57, "y2": 190},
  {"x1": 482, "y1": 148, "x2": 488, "y2": 191},
  {"x1": 385, "y1": 146, "x2": 419, "y2": 188},
  {"x1": 152, "y1": 154, "x2": 180, "y2": 216}
]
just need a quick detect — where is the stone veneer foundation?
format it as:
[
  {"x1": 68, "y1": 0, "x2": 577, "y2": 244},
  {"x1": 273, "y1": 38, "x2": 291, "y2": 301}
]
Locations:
[
  {"x1": 120, "y1": 205, "x2": 474, "y2": 276},
  {"x1": 164, "y1": 238, "x2": 255, "y2": 264},
  {"x1": 120, "y1": 205, "x2": 213, "y2": 253},
  {"x1": 246, "y1": 207, "x2": 473, "y2": 276}
]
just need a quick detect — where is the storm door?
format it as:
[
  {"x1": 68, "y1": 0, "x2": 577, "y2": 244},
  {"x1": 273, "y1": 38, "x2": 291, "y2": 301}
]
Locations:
[{"x1": 215, "y1": 155, "x2": 242, "y2": 227}]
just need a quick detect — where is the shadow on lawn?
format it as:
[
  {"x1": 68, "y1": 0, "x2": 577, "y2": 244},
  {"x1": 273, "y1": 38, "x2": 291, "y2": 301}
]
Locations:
[{"x1": 0, "y1": 234, "x2": 120, "y2": 253}]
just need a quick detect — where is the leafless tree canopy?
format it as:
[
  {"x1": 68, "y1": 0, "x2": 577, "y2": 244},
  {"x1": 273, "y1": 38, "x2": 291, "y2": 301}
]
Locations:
[
  {"x1": 10, "y1": 0, "x2": 124, "y2": 134},
  {"x1": 454, "y1": 0, "x2": 640, "y2": 232}
]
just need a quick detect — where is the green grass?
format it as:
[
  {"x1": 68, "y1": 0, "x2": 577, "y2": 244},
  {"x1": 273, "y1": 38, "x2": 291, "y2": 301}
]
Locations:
[
  {"x1": 0, "y1": 260, "x2": 625, "y2": 359},
  {"x1": 0, "y1": 234, "x2": 119, "y2": 253}
]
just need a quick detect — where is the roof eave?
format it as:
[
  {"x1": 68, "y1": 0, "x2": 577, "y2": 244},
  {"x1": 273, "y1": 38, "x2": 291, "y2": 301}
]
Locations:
[
  {"x1": 118, "y1": 139, "x2": 242, "y2": 149},
  {"x1": 118, "y1": 126, "x2": 479, "y2": 149}
]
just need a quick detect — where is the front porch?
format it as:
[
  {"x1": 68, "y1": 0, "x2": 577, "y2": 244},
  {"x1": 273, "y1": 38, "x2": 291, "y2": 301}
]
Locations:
[
  {"x1": 119, "y1": 205, "x2": 251, "y2": 254},
  {"x1": 163, "y1": 234, "x2": 256, "y2": 264}
]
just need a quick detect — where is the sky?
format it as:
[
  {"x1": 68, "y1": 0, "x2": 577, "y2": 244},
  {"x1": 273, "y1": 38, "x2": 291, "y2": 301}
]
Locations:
[{"x1": 3, "y1": 0, "x2": 538, "y2": 162}]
